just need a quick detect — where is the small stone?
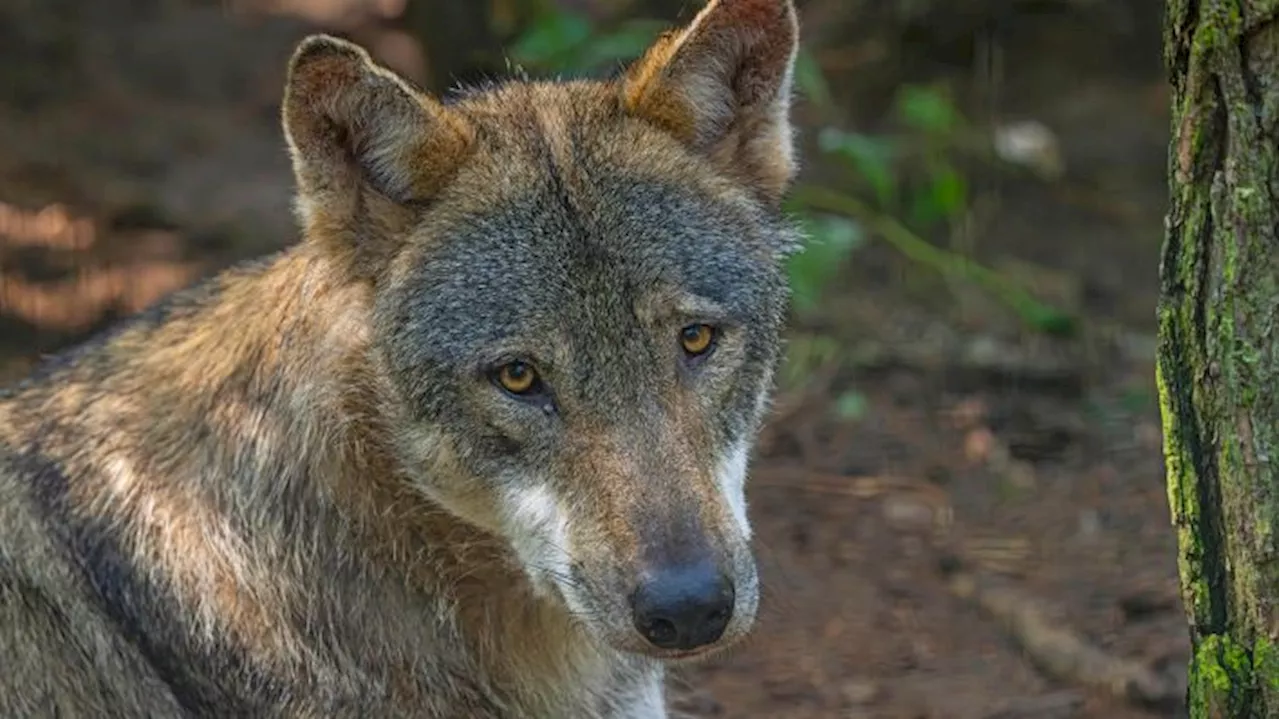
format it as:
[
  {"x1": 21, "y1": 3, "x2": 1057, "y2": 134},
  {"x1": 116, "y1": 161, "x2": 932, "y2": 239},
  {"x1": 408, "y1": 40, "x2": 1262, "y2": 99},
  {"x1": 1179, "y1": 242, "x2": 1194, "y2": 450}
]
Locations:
[
  {"x1": 993, "y1": 120, "x2": 1065, "y2": 179},
  {"x1": 1077, "y1": 508, "x2": 1102, "y2": 539},
  {"x1": 964, "y1": 427, "x2": 996, "y2": 464},
  {"x1": 841, "y1": 678, "x2": 881, "y2": 706},
  {"x1": 882, "y1": 495, "x2": 935, "y2": 532}
]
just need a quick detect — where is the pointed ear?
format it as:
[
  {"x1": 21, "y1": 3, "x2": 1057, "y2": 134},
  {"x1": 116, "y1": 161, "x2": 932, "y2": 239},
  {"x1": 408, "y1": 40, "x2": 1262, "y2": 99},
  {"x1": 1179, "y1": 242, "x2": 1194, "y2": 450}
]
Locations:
[
  {"x1": 621, "y1": 0, "x2": 799, "y2": 204},
  {"x1": 281, "y1": 35, "x2": 473, "y2": 220}
]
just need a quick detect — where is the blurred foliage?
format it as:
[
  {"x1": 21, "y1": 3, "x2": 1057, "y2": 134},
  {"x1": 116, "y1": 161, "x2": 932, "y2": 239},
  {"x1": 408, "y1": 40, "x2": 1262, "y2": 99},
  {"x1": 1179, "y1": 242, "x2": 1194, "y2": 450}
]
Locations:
[
  {"x1": 787, "y1": 213, "x2": 865, "y2": 314},
  {"x1": 509, "y1": 9, "x2": 667, "y2": 73},
  {"x1": 793, "y1": 81, "x2": 1074, "y2": 337}
]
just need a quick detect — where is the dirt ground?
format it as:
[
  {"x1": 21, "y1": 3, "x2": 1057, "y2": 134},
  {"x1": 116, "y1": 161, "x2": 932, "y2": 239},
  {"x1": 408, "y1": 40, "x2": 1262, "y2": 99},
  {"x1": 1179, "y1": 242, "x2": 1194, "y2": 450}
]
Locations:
[{"x1": 0, "y1": 1, "x2": 1188, "y2": 717}]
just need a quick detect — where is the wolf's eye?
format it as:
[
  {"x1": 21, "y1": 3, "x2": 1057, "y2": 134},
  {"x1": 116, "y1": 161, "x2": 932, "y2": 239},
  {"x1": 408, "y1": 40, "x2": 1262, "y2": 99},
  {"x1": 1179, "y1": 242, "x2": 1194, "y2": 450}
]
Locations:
[
  {"x1": 495, "y1": 361, "x2": 540, "y2": 395},
  {"x1": 679, "y1": 324, "x2": 717, "y2": 357}
]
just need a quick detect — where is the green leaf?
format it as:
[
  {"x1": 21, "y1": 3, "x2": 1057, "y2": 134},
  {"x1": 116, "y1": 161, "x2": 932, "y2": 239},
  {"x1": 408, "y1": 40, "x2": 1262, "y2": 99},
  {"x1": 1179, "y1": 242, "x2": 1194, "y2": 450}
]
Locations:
[
  {"x1": 1020, "y1": 304, "x2": 1077, "y2": 336},
  {"x1": 793, "y1": 49, "x2": 833, "y2": 110},
  {"x1": 834, "y1": 390, "x2": 868, "y2": 420},
  {"x1": 787, "y1": 213, "x2": 865, "y2": 312},
  {"x1": 576, "y1": 20, "x2": 666, "y2": 68},
  {"x1": 909, "y1": 162, "x2": 968, "y2": 227},
  {"x1": 895, "y1": 84, "x2": 962, "y2": 135},
  {"x1": 929, "y1": 163, "x2": 967, "y2": 218},
  {"x1": 510, "y1": 11, "x2": 593, "y2": 70},
  {"x1": 817, "y1": 127, "x2": 897, "y2": 207}
]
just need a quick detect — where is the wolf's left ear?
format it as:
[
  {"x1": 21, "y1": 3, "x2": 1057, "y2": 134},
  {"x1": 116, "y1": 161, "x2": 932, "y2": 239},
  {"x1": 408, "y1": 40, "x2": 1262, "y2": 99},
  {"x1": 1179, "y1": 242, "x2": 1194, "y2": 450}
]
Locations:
[{"x1": 621, "y1": 0, "x2": 799, "y2": 204}]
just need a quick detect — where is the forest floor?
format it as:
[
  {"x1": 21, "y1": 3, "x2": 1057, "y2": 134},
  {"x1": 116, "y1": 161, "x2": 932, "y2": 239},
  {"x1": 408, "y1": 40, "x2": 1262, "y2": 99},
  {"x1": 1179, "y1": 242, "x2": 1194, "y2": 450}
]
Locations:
[{"x1": 0, "y1": 1, "x2": 1186, "y2": 717}]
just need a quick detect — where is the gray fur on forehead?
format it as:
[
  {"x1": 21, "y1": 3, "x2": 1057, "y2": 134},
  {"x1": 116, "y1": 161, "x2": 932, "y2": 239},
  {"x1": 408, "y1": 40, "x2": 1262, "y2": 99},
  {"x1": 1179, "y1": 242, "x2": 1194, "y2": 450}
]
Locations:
[{"x1": 381, "y1": 169, "x2": 793, "y2": 369}]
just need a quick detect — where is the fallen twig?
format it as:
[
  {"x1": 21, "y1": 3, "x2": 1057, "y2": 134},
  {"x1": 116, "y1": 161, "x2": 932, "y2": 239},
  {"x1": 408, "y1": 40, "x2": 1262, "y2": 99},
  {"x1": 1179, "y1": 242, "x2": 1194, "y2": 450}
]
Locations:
[
  {"x1": 942, "y1": 562, "x2": 1183, "y2": 710},
  {"x1": 751, "y1": 470, "x2": 955, "y2": 539},
  {"x1": 846, "y1": 338, "x2": 1086, "y2": 396}
]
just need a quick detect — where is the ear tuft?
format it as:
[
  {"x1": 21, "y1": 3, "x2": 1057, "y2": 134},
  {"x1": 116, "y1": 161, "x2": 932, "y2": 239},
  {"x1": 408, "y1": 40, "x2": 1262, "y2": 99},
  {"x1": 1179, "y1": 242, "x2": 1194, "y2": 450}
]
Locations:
[
  {"x1": 290, "y1": 33, "x2": 367, "y2": 71},
  {"x1": 622, "y1": 0, "x2": 800, "y2": 204},
  {"x1": 282, "y1": 34, "x2": 472, "y2": 217}
]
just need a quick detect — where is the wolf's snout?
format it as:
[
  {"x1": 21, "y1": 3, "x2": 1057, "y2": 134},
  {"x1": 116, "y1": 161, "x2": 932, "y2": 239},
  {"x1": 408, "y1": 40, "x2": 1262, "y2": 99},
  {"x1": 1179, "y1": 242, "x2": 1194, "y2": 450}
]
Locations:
[{"x1": 630, "y1": 563, "x2": 735, "y2": 651}]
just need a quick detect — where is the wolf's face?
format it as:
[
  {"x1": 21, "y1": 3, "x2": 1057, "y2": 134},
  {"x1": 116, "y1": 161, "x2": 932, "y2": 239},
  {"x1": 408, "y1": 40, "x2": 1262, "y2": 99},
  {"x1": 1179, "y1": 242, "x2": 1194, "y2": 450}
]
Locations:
[
  {"x1": 379, "y1": 126, "x2": 795, "y2": 658},
  {"x1": 282, "y1": 0, "x2": 799, "y2": 660}
]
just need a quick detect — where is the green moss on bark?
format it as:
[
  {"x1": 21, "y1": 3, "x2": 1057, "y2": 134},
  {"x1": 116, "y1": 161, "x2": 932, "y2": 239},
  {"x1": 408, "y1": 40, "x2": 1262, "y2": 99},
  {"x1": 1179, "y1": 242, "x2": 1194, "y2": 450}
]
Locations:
[
  {"x1": 1188, "y1": 634, "x2": 1279, "y2": 718},
  {"x1": 1160, "y1": 0, "x2": 1278, "y2": 717}
]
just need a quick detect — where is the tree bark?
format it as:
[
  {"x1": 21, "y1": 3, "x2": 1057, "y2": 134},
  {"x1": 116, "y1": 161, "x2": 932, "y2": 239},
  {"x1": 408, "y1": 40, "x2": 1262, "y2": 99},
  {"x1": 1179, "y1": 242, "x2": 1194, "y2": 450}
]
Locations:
[{"x1": 1158, "y1": 1, "x2": 1279, "y2": 717}]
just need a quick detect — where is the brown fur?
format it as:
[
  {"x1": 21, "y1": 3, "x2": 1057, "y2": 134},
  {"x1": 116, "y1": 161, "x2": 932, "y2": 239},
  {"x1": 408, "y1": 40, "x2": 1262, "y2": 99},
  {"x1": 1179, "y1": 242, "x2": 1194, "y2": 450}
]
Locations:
[{"x1": 0, "y1": 2, "x2": 801, "y2": 716}]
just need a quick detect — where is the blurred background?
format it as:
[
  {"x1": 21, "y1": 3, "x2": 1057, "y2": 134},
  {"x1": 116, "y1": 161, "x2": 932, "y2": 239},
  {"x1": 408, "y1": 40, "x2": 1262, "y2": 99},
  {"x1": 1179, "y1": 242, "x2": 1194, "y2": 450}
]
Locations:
[{"x1": 0, "y1": 1, "x2": 1184, "y2": 716}]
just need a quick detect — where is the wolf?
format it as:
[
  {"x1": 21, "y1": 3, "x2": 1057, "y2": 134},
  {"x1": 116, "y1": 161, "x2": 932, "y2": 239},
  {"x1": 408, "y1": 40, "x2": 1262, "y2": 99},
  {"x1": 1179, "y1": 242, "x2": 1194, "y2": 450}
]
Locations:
[{"x1": 0, "y1": 0, "x2": 802, "y2": 716}]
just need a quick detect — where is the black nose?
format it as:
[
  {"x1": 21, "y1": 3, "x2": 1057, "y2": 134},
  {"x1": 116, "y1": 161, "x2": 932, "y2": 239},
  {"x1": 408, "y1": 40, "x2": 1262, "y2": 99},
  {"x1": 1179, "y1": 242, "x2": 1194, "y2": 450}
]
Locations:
[{"x1": 631, "y1": 564, "x2": 735, "y2": 651}]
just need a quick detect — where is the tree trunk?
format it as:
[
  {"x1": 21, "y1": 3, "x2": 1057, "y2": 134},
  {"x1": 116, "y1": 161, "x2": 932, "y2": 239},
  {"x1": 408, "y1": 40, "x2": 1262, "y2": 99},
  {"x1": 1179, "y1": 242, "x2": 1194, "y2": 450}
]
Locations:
[{"x1": 1158, "y1": 1, "x2": 1279, "y2": 717}]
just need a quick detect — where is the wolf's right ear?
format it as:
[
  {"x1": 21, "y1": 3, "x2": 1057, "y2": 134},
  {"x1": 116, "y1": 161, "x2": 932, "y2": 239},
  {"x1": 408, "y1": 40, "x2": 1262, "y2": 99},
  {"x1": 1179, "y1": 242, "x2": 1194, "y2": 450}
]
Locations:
[{"x1": 282, "y1": 35, "x2": 473, "y2": 222}]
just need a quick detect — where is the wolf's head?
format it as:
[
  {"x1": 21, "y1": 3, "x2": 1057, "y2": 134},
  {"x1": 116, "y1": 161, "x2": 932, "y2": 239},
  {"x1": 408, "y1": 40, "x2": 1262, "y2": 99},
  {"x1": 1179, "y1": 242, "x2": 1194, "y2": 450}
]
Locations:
[{"x1": 281, "y1": 0, "x2": 800, "y2": 660}]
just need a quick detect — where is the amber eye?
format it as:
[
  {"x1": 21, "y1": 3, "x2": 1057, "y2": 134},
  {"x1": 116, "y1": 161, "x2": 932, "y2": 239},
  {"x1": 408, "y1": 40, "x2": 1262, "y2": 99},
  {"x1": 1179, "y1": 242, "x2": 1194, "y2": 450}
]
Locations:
[
  {"x1": 495, "y1": 361, "x2": 539, "y2": 395},
  {"x1": 679, "y1": 324, "x2": 716, "y2": 356}
]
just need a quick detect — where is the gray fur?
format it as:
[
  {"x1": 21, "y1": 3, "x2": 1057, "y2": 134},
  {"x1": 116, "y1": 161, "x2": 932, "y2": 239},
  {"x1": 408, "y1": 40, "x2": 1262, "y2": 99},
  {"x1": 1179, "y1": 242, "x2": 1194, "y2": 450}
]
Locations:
[{"x1": 0, "y1": 1, "x2": 801, "y2": 716}]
